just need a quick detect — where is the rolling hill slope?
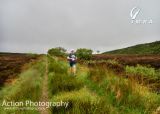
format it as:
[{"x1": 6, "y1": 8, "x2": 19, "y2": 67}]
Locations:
[{"x1": 104, "y1": 41, "x2": 160, "y2": 54}]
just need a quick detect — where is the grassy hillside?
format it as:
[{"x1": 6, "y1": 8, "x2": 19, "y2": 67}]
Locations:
[{"x1": 104, "y1": 41, "x2": 160, "y2": 54}]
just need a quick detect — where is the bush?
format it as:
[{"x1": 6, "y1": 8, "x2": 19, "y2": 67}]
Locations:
[
  {"x1": 125, "y1": 65, "x2": 156, "y2": 78},
  {"x1": 76, "y1": 48, "x2": 93, "y2": 60},
  {"x1": 48, "y1": 47, "x2": 67, "y2": 57}
]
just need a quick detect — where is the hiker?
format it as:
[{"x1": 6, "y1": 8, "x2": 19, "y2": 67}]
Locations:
[{"x1": 67, "y1": 49, "x2": 77, "y2": 76}]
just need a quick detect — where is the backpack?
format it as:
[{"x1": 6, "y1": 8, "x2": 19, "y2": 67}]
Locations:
[{"x1": 69, "y1": 53, "x2": 77, "y2": 62}]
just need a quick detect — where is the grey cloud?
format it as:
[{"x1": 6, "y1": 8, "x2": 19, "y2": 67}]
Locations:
[{"x1": 0, "y1": 0, "x2": 160, "y2": 53}]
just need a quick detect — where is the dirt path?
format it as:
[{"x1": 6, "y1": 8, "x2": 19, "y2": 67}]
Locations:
[{"x1": 39, "y1": 57, "x2": 49, "y2": 114}]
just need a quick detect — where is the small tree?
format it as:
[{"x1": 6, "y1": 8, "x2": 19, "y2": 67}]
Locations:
[
  {"x1": 96, "y1": 50, "x2": 100, "y2": 54},
  {"x1": 76, "y1": 48, "x2": 93, "y2": 60},
  {"x1": 48, "y1": 47, "x2": 67, "y2": 57}
]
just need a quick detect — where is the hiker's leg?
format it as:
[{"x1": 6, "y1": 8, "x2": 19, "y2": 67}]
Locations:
[
  {"x1": 69, "y1": 62, "x2": 73, "y2": 74},
  {"x1": 70, "y1": 67, "x2": 72, "y2": 74},
  {"x1": 71, "y1": 67, "x2": 74, "y2": 74},
  {"x1": 73, "y1": 65, "x2": 76, "y2": 75}
]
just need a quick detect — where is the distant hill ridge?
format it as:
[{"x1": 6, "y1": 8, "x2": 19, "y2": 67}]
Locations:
[{"x1": 104, "y1": 41, "x2": 160, "y2": 54}]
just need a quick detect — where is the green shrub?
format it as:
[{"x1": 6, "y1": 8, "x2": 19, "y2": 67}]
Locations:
[
  {"x1": 48, "y1": 47, "x2": 67, "y2": 57},
  {"x1": 125, "y1": 65, "x2": 156, "y2": 78},
  {"x1": 76, "y1": 48, "x2": 93, "y2": 60}
]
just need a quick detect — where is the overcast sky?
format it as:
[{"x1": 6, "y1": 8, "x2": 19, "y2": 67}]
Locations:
[{"x1": 0, "y1": 0, "x2": 160, "y2": 53}]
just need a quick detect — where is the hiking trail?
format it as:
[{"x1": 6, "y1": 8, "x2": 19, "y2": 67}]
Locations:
[{"x1": 39, "y1": 57, "x2": 49, "y2": 114}]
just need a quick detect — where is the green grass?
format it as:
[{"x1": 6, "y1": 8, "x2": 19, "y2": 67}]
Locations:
[
  {"x1": 125, "y1": 64, "x2": 158, "y2": 79},
  {"x1": 2, "y1": 53, "x2": 159, "y2": 113},
  {"x1": 48, "y1": 55, "x2": 84, "y2": 96},
  {"x1": 88, "y1": 66, "x2": 160, "y2": 114},
  {"x1": 48, "y1": 55, "x2": 160, "y2": 114},
  {"x1": 48, "y1": 72, "x2": 84, "y2": 95},
  {"x1": 50, "y1": 87, "x2": 101, "y2": 114},
  {"x1": 0, "y1": 56, "x2": 46, "y2": 114}
]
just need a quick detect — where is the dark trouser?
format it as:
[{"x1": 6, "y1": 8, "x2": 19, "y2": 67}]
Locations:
[{"x1": 69, "y1": 62, "x2": 76, "y2": 67}]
